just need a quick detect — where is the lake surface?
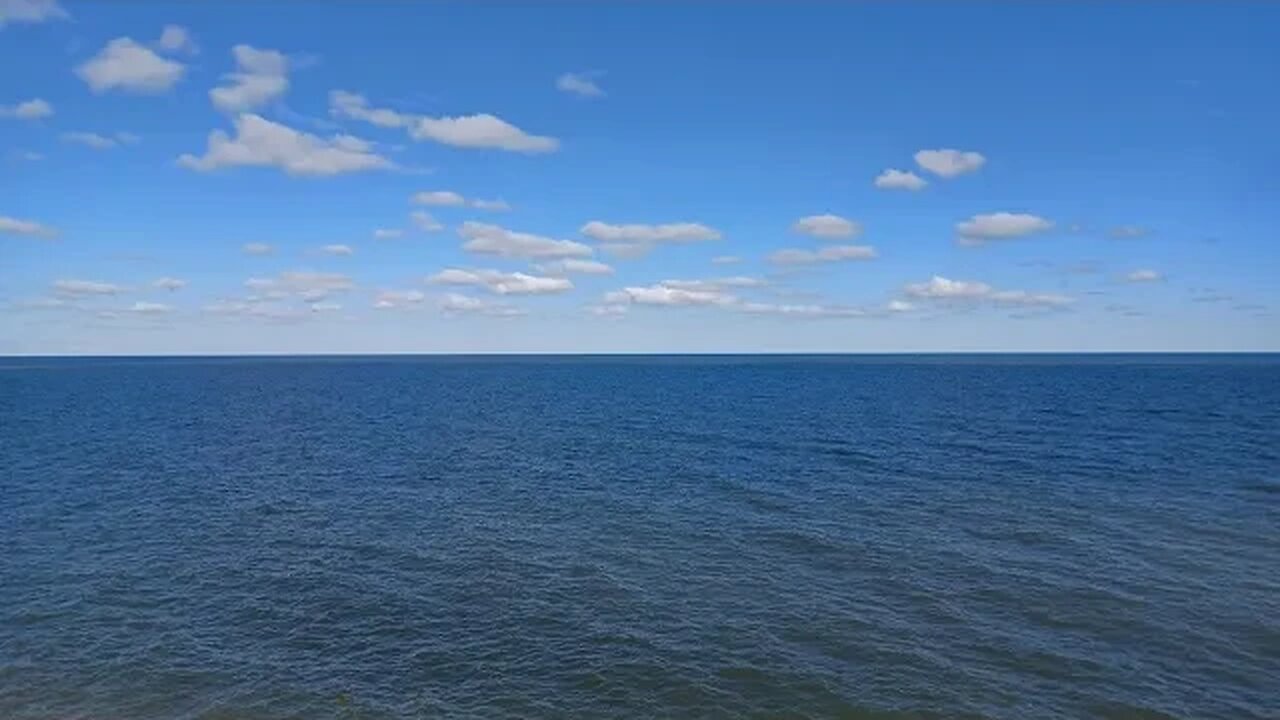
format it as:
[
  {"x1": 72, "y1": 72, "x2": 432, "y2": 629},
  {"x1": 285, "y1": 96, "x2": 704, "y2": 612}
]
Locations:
[{"x1": 2, "y1": 355, "x2": 1277, "y2": 719}]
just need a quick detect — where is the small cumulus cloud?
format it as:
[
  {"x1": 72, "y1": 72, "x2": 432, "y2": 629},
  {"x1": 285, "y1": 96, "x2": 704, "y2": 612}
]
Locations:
[
  {"x1": 874, "y1": 168, "x2": 927, "y2": 191},
  {"x1": 439, "y1": 292, "x2": 525, "y2": 317},
  {"x1": 210, "y1": 45, "x2": 289, "y2": 112},
  {"x1": 902, "y1": 275, "x2": 1071, "y2": 308},
  {"x1": 792, "y1": 214, "x2": 862, "y2": 240},
  {"x1": 914, "y1": 148, "x2": 986, "y2": 178},
  {"x1": 410, "y1": 210, "x2": 444, "y2": 232},
  {"x1": 179, "y1": 114, "x2": 392, "y2": 177},
  {"x1": 556, "y1": 71, "x2": 605, "y2": 98},
  {"x1": 372, "y1": 228, "x2": 403, "y2": 240},
  {"x1": 321, "y1": 244, "x2": 354, "y2": 256},
  {"x1": 460, "y1": 221, "x2": 591, "y2": 259},
  {"x1": 245, "y1": 270, "x2": 354, "y2": 302},
  {"x1": 411, "y1": 190, "x2": 465, "y2": 206},
  {"x1": 535, "y1": 258, "x2": 615, "y2": 276},
  {"x1": 581, "y1": 220, "x2": 720, "y2": 256},
  {"x1": 157, "y1": 25, "x2": 197, "y2": 54},
  {"x1": 0, "y1": 0, "x2": 69, "y2": 26},
  {"x1": 76, "y1": 37, "x2": 185, "y2": 94},
  {"x1": 429, "y1": 268, "x2": 573, "y2": 295},
  {"x1": 61, "y1": 130, "x2": 139, "y2": 149},
  {"x1": 955, "y1": 212, "x2": 1053, "y2": 245},
  {"x1": 330, "y1": 90, "x2": 558, "y2": 153},
  {"x1": 768, "y1": 245, "x2": 877, "y2": 265},
  {"x1": 373, "y1": 289, "x2": 426, "y2": 309},
  {"x1": 0, "y1": 98, "x2": 53, "y2": 120},
  {"x1": 53, "y1": 279, "x2": 126, "y2": 296},
  {"x1": 153, "y1": 277, "x2": 186, "y2": 291},
  {"x1": 1124, "y1": 269, "x2": 1163, "y2": 283},
  {"x1": 129, "y1": 301, "x2": 171, "y2": 315},
  {"x1": 1, "y1": 214, "x2": 57, "y2": 238}
]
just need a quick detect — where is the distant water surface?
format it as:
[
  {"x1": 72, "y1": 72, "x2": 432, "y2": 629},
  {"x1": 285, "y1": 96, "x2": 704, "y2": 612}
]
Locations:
[{"x1": 1, "y1": 355, "x2": 1277, "y2": 719}]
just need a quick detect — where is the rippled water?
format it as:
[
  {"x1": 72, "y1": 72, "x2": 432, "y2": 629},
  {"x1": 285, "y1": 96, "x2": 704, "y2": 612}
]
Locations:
[{"x1": 2, "y1": 355, "x2": 1278, "y2": 719}]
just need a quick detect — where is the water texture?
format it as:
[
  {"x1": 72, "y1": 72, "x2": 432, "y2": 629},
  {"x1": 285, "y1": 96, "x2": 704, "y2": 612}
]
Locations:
[{"x1": 2, "y1": 355, "x2": 1277, "y2": 719}]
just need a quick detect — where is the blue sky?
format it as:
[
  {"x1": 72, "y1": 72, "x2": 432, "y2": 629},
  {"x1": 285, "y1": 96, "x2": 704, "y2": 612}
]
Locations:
[{"x1": 2, "y1": 1, "x2": 1277, "y2": 353}]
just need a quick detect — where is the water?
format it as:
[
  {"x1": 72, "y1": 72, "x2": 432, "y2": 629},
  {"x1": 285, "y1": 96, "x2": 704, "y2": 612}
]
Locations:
[{"x1": 1, "y1": 355, "x2": 1277, "y2": 720}]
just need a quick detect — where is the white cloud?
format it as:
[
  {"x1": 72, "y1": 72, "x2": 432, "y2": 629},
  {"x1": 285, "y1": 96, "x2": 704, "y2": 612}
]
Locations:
[
  {"x1": 711, "y1": 255, "x2": 742, "y2": 265},
  {"x1": 61, "y1": 130, "x2": 138, "y2": 149},
  {"x1": 556, "y1": 72, "x2": 604, "y2": 97},
  {"x1": 903, "y1": 275, "x2": 1071, "y2": 307},
  {"x1": 440, "y1": 292, "x2": 525, "y2": 317},
  {"x1": 1, "y1": 215, "x2": 57, "y2": 238},
  {"x1": 410, "y1": 211, "x2": 444, "y2": 232},
  {"x1": 737, "y1": 301, "x2": 864, "y2": 318},
  {"x1": 412, "y1": 190, "x2": 465, "y2": 206},
  {"x1": 76, "y1": 37, "x2": 185, "y2": 94},
  {"x1": 1110, "y1": 225, "x2": 1150, "y2": 239},
  {"x1": 429, "y1": 268, "x2": 572, "y2": 295},
  {"x1": 0, "y1": 0, "x2": 67, "y2": 26},
  {"x1": 329, "y1": 90, "x2": 559, "y2": 153},
  {"x1": 153, "y1": 277, "x2": 186, "y2": 291},
  {"x1": 373, "y1": 289, "x2": 426, "y2": 309},
  {"x1": 321, "y1": 244, "x2": 354, "y2": 256},
  {"x1": 245, "y1": 271, "x2": 354, "y2": 302},
  {"x1": 874, "y1": 168, "x2": 927, "y2": 191},
  {"x1": 792, "y1": 214, "x2": 862, "y2": 239},
  {"x1": 955, "y1": 212, "x2": 1053, "y2": 244},
  {"x1": 0, "y1": 98, "x2": 53, "y2": 120},
  {"x1": 535, "y1": 258, "x2": 615, "y2": 276},
  {"x1": 157, "y1": 25, "x2": 197, "y2": 54},
  {"x1": 887, "y1": 300, "x2": 915, "y2": 313},
  {"x1": 914, "y1": 148, "x2": 986, "y2": 178},
  {"x1": 54, "y1": 279, "x2": 125, "y2": 296},
  {"x1": 768, "y1": 245, "x2": 877, "y2": 264},
  {"x1": 373, "y1": 228, "x2": 403, "y2": 240},
  {"x1": 459, "y1": 221, "x2": 592, "y2": 259},
  {"x1": 178, "y1": 114, "x2": 392, "y2": 177},
  {"x1": 243, "y1": 242, "x2": 274, "y2": 255},
  {"x1": 659, "y1": 276, "x2": 767, "y2": 292},
  {"x1": 589, "y1": 304, "x2": 628, "y2": 317},
  {"x1": 471, "y1": 198, "x2": 510, "y2": 212},
  {"x1": 604, "y1": 285, "x2": 733, "y2": 307},
  {"x1": 210, "y1": 45, "x2": 289, "y2": 112},
  {"x1": 1125, "y1": 269, "x2": 1163, "y2": 283},
  {"x1": 129, "y1": 301, "x2": 171, "y2": 315},
  {"x1": 581, "y1": 221, "x2": 721, "y2": 244}
]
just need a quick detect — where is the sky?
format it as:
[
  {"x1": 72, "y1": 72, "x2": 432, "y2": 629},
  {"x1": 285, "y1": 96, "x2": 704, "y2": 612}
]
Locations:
[{"x1": 2, "y1": 1, "x2": 1277, "y2": 354}]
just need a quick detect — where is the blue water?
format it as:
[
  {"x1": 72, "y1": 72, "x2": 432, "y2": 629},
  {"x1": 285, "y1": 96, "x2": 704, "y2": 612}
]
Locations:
[{"x1": 2, "y1": 355, "x2": 1277, "y2": 719}]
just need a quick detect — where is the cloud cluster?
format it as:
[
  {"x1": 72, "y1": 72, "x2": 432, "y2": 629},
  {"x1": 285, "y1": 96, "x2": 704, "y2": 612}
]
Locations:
[
  {"x1": 330, "y1": 90, "x2": 558, "y2": 153},
  {"x1": 210, "y1": 45, "x2": 289, "y2": 112},
  {"x1": 459, "y1": 221, "x2": 591, "y2": 259},
  {"x1": 430, "y1": 268, "x2": 572, "y2": 295},
  {"x1": 244, "y1": 270, "x2": 354, "y2": 302},
  {"x1": 600, "y1": 278, "x2": 861, "y2": 319},
  {"x1": 792, "y1": 214, "x2": 862, "y2": 239},
  {"x1": 874, "y1": 168, "x2": 927, "y2": 191},
  {"x1": 439, "y1": 293, "x2": 525, "y2": 317},
  {"x1": 179, "y1": 114, "x2": 392, "y2": 176},
  {"x1": 77, "y1": 37, "x2": 185, "y2": 94},
  {"x1": 0, "y1": 98, "x2": 53, "y2": 120},
  {"x1": 580, "y1": 220, "x2": 720, "y2": 256}
]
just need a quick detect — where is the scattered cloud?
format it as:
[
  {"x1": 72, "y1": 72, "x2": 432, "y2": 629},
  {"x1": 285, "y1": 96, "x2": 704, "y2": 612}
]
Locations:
[
  {"x1": 178, "y1": 114, "x2": 393, "y2": 176},
  {"x1": 581, "y1": 221, "x2": 721, "y2": 244},
  {"x1": 321, "y1": 244, "x2": 354, "y2": 256},
  {"x1": 1125, "y1": 268, "x2": 1163, "y2": 283},
  {"x1": 792, "y1": 214, "x2": 862, "y2": 239},
  {"x1": 1, "y1": 215, "x2": 57, "y2": 238},
  {"x1": 556, "y1": 71, "x2": 604, "y2": 98},
  {"x1": 887, "y1": 300, "x2": 915, "y2": 313},
  {"x1": 153, "y1": 277, "x2": 186, "y2": 291},
  {"x1": 244, "y1": 270, "x2": 354, "y2": 302},
  {"x1": 604, "y1": 284, "x2": 734, "y2": 307},
  {"x1": 903, "y1": 275, "x2": 1071, "y2": 307},
  {"x1": 242, "y1": 242, "x2": 274, "y2": 255},
  {"x1": 768, "y1": 245, "x2": 877, "y2": 264},
  {"x1": 1109, "y1": 225, "x2": 1150, "y2": 239},
  {"x1": 129, "y1": 301, "x2": 171, "y2": 315},
  {"x1": 373, "y1": 228, "x2": 403, "y2": 240},
  {"x1": 459, "y1": 221, "x2": 592, "y2": 259},
  {"x1": 210, "y1": 45, "x2": 289, "y2": 112},
  {"x1": 1191, "y1": 292, "x2": 1232, "y2": 304},
  {"x1": 471, "y1": 198, "x2": 511, "y2": 212},
  {"x1": 0, "y1": 0, "x2": 68, "y2": 27},
  {"x1": 410, "y1": 210, "x2": 443, "y2": 232},
  {"x1": 711, "y1": 255, "x2": 742, "y2": 265},
  {"x1": 430, "y1": 268, "x2": 573, "y2": 295},
  {"x1": 54, "y1": 279, "x2": 126, "y2": 296},
  {"x1": 535, "y1": 258, "x2": 615, "y2": 276},
  {"x1": 411, "y1": 190, "x2": 465, "y2": 206},
  {"x1": 76, "y1": 37, "x2": 185, "y2": 94},
  {"x1": 330, "y1": 90, "x2": 558, "y2": 153},
  {"x1": 373, "y1": 289, "x2": 426, "y2": 309},
  {"x1": 0, "y1": 98, "x2": 53, "y2": 120},
  {"x1": 914, "y1": 148, "x2": 986, "y2": 178},
  {"x1": 659, "y1": 276, "x2": 767, "y2": 292},
  {"x1": 874, "y1": 168, "x2": 927, "y2": 191},
  {"x1": 601, "y1": 279, "x2": 859, "y2": 320},
  {"x1": 157, "y1": 25, "x2": 197, "y2": 54},
  {"x1": 439, "y1": 292, "x2": 525, "y2": 317},
  {"x1": 737, "y1": 301, "x2": 864, "y2": 318},
  {"x1": 61, "y1": 130, "x2": 139, "y2": 149},
  {"x1": 955, "y1": 212, "x2": 1053, "y2": 245}
]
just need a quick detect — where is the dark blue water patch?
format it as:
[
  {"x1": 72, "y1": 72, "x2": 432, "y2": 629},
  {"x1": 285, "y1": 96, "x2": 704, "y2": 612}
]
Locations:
[{"x1": 1, "y1": 355, "x2": 1278, "y2": 719}]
